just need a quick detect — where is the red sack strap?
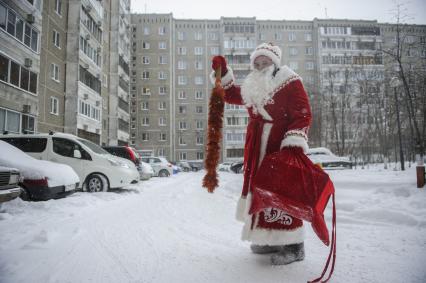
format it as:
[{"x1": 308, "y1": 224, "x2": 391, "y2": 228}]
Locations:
[{"x1": 308, "y1": 192, "x2": 336, "y2": 283}]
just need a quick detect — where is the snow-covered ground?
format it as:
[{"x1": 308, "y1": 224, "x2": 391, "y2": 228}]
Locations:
[{"x1": 1, "y1": 165, "x2": 425, "y2": 283}]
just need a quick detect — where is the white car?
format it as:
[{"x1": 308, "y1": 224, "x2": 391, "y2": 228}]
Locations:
[
  {"x1": 140, "y1": 161, "x2": 154, "y2": 180},
  {"x1": 0, "y1": 133, "x2": 139, "y2": 192},
  {"x1": 218, "y1": 162, "x2": 234, "y2": 172},
  {"x1": 0, "y1": 140, "x2": 79, "y2": 200},
  {"x1": 306, "y1": 147, "x2": 352, "y2": 169},
  {"x1": 140, "y1": 156, "x2": 173, "y2": 177}
]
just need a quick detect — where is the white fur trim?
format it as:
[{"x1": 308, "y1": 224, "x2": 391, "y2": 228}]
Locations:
[
  {"x1": 236, "y1": 193, "x2": 252, "y2": 222},
  {"x1": 242, "y1": 222, "x2": 305, "y2": 245},
  {"x1": 209, "y1": 66, "x2": 234, "y2": 90},
  {"x1": 250, "y1": 43, "x2": 282, "y2": 69},
  {"x1": 280, "y1": 135, "x2": 309, "y2": 153}
]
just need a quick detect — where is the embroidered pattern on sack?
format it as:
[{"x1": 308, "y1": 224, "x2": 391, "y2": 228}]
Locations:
[{"x1": 263, "y1": 208, "x2": 293, "y2": 225}]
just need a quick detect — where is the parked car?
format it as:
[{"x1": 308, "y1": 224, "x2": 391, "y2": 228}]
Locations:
[
  {"x1": 306, "y1": 147, "x2": 352, "y2": 169},
  {"x1": 139, "y1": 161, "x2": 154, "y2": 180},
  {"x1": 102, "y1": 146, "x2": 153, "y2": 180},
  {"x1": 0, "y1": 140, "x2": 79, "y2": 201},
  {"x1": 230, "y1": 161, "x2": 244, "y2": 174},
  {"x1": 218, "y1": 161, "x2": 235, "y2": 172},
  {"x1": 0, "y1": 133, "x2": 139, "y2": 192},
  {"x1": 140, "y1": 156, "x2": 173, "y2": 177},
  {"x1": 176, "y1": 161, "x2": 192, "y2": 172},
  {"x1": 0, "y1": 166, "x2": 21, "y2": 205},
  {"x1": 186, "y1": 160, "x2": 204, "y2": 172}
]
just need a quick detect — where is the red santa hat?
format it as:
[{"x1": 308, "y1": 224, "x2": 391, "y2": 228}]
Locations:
[{"x1": 250, "y1": 42, "x2": 282, "y2": 69}]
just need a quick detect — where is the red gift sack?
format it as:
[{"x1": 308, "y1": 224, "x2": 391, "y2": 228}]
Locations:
[{"x1": 251, "y1": 147, "x2": 336, "y2": 283}]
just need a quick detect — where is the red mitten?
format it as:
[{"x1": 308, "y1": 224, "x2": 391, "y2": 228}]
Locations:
[{"x1": 211, "y1": 56, "x2": 228, "y2": 76}]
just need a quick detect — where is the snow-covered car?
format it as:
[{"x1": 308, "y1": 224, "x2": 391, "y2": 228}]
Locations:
[
  {"x1": 0, "y1": 133, "x2": 139, "y2": 192},
  {"x1": 186, "y1": 160, "x2": 204, "y2": 172},
  {"x1": 176, "y1": 161, "x2": 191, "y2": 172},
  {"x1": 0, "y1": 166, "x2": 21, "y2": 204},
  {"x1": 306, "y1": 147, "x2": 352, "y2": 169},
  {"x1": 140, "y1": 156, "x2": 173, "y2": 177},
  {"x1": 0, "y1": 140, "x2": 79, "y2": 201},
  {"x1": 218, "y1": 162, "x2": 235, "y2": 172},
  {"x1": 139, "y1": 161, "x2": 154, "y2": 180},
  {"x1": 230, "y1": 161, "x2": 244, "y2": 174}
]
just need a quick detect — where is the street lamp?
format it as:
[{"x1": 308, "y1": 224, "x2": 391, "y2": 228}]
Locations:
[{"x1": 390, "y1": 77, "x2": 404, "y2": 171}]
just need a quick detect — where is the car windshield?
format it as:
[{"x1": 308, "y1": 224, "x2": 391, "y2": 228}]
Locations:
[{"x1": 77, "y1": 139, "x2": 110, "y2": 155}]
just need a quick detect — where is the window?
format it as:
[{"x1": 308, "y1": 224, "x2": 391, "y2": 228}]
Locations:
[
  {"x1": 55, "y1": 0, "x2": 62, "y2": 15},
  {"x1": 159, "y1": 56, "x2": 167, "y2": 64},
  {"x1": 52, "y1": 30, "x2": 60, "y2": 48},
  {"x1": 179, "y1": 105, "x2": 186, "y2": 114},
  {"x1": 177, "y1": 31, "x2": 185, "y2": 40},
  {"x1": 51, "y1": 64, "x2": 59, "y2": 81},
  {"x1": 274, "y1": 33, "x2": 282, "y2": 40},
  {"x1": 209, "y1": 32, "x2": 218, "y2": 40},
  {"x1": 158, "y1": 42, "x2": 166, "y2": 49},
  {"x1": 53, "y1": 138, "x2": 87, "y2": 159},
  {"x1": 158, "y1": 26, "x2": 166, "y2": 35},
  {"x1": 79, "y1": 66, "x2": 101, "y2": 94},
  {"x1": 305, "y1": 33, "x2": 312, "y2": 41},
  {"x1": 0, "y1": 55, "x2": 8, "y2": 82},
  {"x1": 178, "y1": 46, "x2": 187, "y2": 55},
  {"x1": 197, "y1": 152, "x2": 204, "y2": 160},
  {"x1": 196, "y1": 120, "x2": 203, "y2": 129},
  {"x1": 50, "y1": 97, "x2": 59, "y2": 115},
  {"x1": 305, "y1": 47, "x2": 313, "y2": 55},
  {"x1": 210, "y1": 47, "x2": 219, "y2": 55},
  {"x1": 159, "y1": 133, "x2": 166, "y2": 141},
  {"x1": 195, "y1": 106, "x2": 203, "y2": 113},
  {"x1": 196, "y1": 136, "x2": 204, "y2": 145},
  {"x1": 0, "y1": 4, "x2": 6, "y2": 30},
  {"x1": 142, "y1": 133, "x2": 149, "y2": 141},
  {"x1": 141, "y1": 101, "x2": 149, "y2": 110},
  {"x1": 179, "y1": 121, "x2": 187, "y2": 130},
  {"x1": 194, "y1": 47, "x2": 203, "y2": 55},
  {"x1": 305, "y1": 61, "x2": 314, "y2": 70},
  {"x1": 195, "y1": 91, "x2": 203, "y2": 99},
  {"x1": 179, "y1": 136, "x2": 186, "y2": 145},
  {"x1": 194, "y1": 31, "x2": 202, "y2": 40},
  {"x1": 179, "y1": 152, "x2": 187, "y2": 160},
  {"x1": 143, "y1": 27, "x2": 149, "y2": 35},
  {"x1": 288, "y1": 32, "x2": 296, "y2": 41},
  {"x1": 158, "y1": 101, "x2": 166, "y2": 110},
  {"x1": 194, "y1": 76, "x2": 203, "y2": 85},
  {"x1": 178, "y1": 76, "x2": 187, "y2": 85},
  {"x1": 142, "y1": 117, "x2": 149, "y2": 126},
  {"x1": 142, "y1": 56, "x2": 150, "y2": 64},
  {"x1": 178, "y1": 90, "x2": 186, "y2": 99},
  {"x1": 159, "y1": 86, "x2": 167, "y2": 95},
  {"x1": 159, "y1": 117, "x2": 166, "y2": 126},
  {"x1": 142, "y1": 71, "x2": 149, "y2": 79},
  {"x1": 195, "y1": 61, "x2": 203, "y2": 70},
  {"x1": 289, "y1": 47, "x2": 298, "y2": 56},
  {"x1": 178, "y1": 60, "x2": 187, "y2": 70},
  {"x1": 158, "y1": 71, "x2": 167, "y2": 80},
  {"x1": 142, "y1": 42, "x2": 150, "y2": 49},
  {"x1": 142, "y1": 87, "x2": 150, "y2": 95},
  {"x1": 10, "y1": 61, "x2": 20, "y2": 87},
  {"x1": 289, "y1": 61, "x2": 298, "y2": 70}
]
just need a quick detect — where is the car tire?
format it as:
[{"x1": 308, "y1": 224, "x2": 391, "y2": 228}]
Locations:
[
  {"x1": 19, "y1": 187, "x2": 31, "y2": 201},
  {"x1": 159, "y1": 169, "x2": 170, "y2": 177},
  {"x1": 84, "y1": 174, "x2": 108, "y2": 192}
]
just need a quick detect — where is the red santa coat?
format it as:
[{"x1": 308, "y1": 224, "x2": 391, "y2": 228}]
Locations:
[{"x1": 210, "y1": 66, "x2": 312, "y2": 245}]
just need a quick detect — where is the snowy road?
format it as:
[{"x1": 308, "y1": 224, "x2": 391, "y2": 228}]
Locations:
[{"x1": 1, "y1": 166, "x2": 426, "y2": 283}]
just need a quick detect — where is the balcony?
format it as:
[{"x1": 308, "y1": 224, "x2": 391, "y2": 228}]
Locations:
[
  {"x1": 119, "y1": 77, "x2": 129, "y2": 92},
  {"x1": 118, "y1": 97, "x2": 129, "y2": 113},
  {"x1": 118, "y1": 118, "x2": 129, "y2": 133}
]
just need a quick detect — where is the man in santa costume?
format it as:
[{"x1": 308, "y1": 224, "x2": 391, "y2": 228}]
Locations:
[{"x1": 211, "y1": 42, "x2": 312, "y2": 265}]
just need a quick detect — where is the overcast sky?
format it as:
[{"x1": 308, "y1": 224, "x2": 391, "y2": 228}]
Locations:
[{"x1": 131, "y1": 0, "x2": 426, "y2": 25}]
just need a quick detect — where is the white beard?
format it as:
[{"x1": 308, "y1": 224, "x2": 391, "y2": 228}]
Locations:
[{"x1": 241, "y1": 65, "x2": 276, "y2": 115}]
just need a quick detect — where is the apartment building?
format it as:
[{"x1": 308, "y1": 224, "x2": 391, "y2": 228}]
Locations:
[{"x1": 0, "y1": 0, "x2": 42, "y2": 134}]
